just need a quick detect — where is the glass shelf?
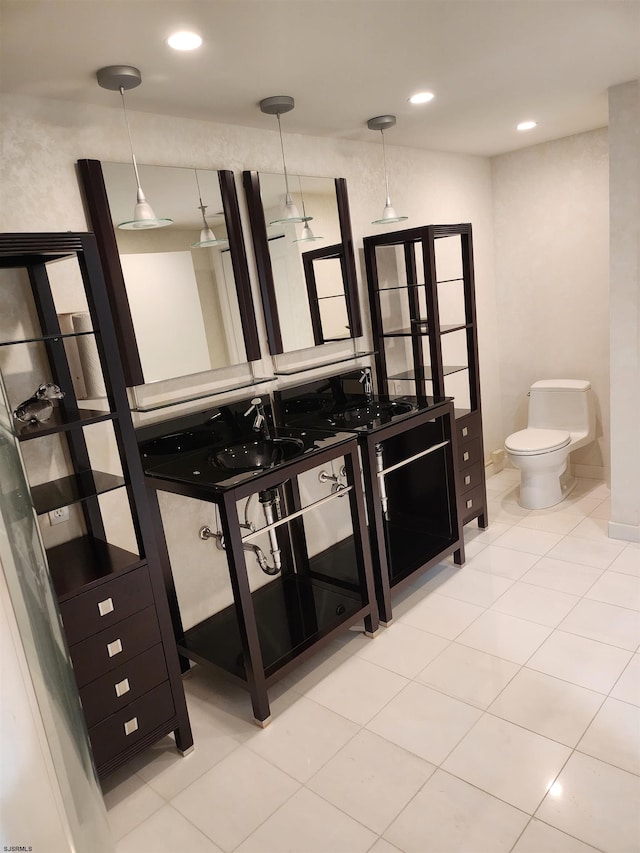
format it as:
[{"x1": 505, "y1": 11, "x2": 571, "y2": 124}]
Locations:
[
  {"x1": 0, "y1": 330, "x2": 96, "y2": 347},
  {"x1": 381, "y1": 323, "x2": 469, "y2": 338},
  {"x1": 274, "y1": 351, "x2": 375, "y2": 376},
  {"x1": 30, "y1": 470, "x2": 126, "y2": 515},
  {"x1": 389, "y1": 365, "x2": 468, "y2": 382},
  {"x1": 178, "y1": 572, "x2": 363, "y2": 682},
  {"x1": 318, "y1": 294, "x2": 347, "y2": 301},
  {"x1": 15, "y1": 408, "x2": 114, "y2": 441},
  {"x1": 131, "y1": 376, "x2": 275, "y2": 413}
]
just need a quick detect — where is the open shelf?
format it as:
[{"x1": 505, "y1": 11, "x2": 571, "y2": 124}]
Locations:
[
  {"x1": 30, "y1": 470, "x2": 126, "y2": 515},
  {"x1": 48, "y1": 535, "x2": 144, "y2": 600},
  {"x1": 178, "y1": 573, "x2": 363, "y2": 682},
  {"x1": 389, "y1": 365, "x2": 468, "y2": 382},
  {"x1": 15, "y1": 408, "x2": 114, "y2": 440},
  {"x1": 274, "y1": 351, "x2": 375, "y2": 376},
  {"x1": 381, "y1": 323, "x2": 469, "y2": 338},
  {"x1": 0, "y1": 330, "x2": 96, "y2": 347}
]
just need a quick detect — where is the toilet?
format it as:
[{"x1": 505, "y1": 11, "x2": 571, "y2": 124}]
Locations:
[{"x1": 504, "y1": 379, "x2": 595, "y2": 509}]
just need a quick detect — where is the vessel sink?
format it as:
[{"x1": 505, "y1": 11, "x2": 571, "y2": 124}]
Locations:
[
  {"x1": 327, "y1": 400, "x2": 415, "y2": 426},
  {"x1": 209, "y1": 436, "x2": 305, "y2": 471},
  {"x1": 141, "y1": 429, "x2": 218, "y2": 457}
]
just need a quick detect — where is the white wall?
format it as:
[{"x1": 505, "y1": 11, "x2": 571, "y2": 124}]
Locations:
[
  {"x1": 491, "y1": 129, "x2": 610, "y2": 476},
  {"x1": 0, "y1": 94, "x2": 502, "y2": 626},
  {"x1": 608, "y1": 80, "x2": 640, "y2": 542}
]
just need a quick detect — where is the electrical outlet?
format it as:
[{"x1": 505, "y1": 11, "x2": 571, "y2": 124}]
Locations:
[{"x1": 49, "y1": 506, "x2": 69, "y2": 525}]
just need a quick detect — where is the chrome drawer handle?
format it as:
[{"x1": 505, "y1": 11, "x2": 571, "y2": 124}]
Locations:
[
  {"x1": 107, "y1": 638, "x2": 123, "y2": 658},
  {"x1": 464, "y1": 475, "x2": 471, "y2": 486},
  {"x1": 463, "y1": 451, "x2": 470, "y2": 462},
  {"x1": 98, "y1": 597, "x2": 114, "y2": 617},
  {"x1": 462, "y1": 427, "x2": 468, "y2": 437},
  {"x1": 466, "y1": 499, "x2": 474, "y2": 509},
  {"x1": 124, "y1": 716, "x2": 138, "y2": 736},
  {"x1": 115, "y1": 677, "x2": 130, "y2": 698}
]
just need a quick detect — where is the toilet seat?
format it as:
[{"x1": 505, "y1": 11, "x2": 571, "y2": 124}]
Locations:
[{"x1": 505, "y1": 428, "x2": 571, "y2": 456}]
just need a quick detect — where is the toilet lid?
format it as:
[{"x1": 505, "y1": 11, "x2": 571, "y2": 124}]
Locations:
[{"x1": 505, "y1": 428, "x2": 571, "y2": 455}]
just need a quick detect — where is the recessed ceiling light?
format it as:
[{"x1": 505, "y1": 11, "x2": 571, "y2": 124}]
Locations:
[
  {"x1": 167, "y1": 31, "x2": 202, "y2": 51},
  {"x1": 517, "y1": 120, "x2": 537, "y2": 131},
  {"x1": 409, "y1": 91, "x2": 435, "y2": 105}
]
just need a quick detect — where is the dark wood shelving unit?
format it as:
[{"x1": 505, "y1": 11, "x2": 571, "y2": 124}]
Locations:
[
  {"x1": 0, "y1": 232, "x2": 192, "y2": 780},
  {"x1": 363, "y1": 223, "x2": 488, "y2": 529}
]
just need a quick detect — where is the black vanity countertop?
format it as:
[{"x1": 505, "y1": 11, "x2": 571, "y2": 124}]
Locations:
[
  {"x1": 273, "y1": 372, "x2": 453, "y2": 435},
  {"x1": 136, "y1": 397, "x2": 356, "y2": 493}
]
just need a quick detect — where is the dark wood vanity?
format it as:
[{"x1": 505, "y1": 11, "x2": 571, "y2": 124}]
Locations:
[
  {"x1": 136, "y1": 398, "x2": 379, "y2": 725},
  {"x1": 274, "y1": 371, "x2": 464, "y2": 623}
]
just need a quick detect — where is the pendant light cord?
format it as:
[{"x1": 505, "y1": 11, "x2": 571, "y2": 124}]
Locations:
[
  {"x1": 380, "y1": 129, "x2": 392, "y2": 204},
  {"x1": 276, "y1": 112, "x2": 292, "y2": 197},
  {"x1": 194, "y1": 169, "x2": 209, "y2": 227},
  {"x1": 119, "y1": 86, "x2": 143, "y2": 194}
]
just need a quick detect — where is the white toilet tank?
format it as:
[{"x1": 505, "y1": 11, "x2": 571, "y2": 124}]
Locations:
[{"x1": 528, "y1": 379, "x2": 594, "y2": 437}]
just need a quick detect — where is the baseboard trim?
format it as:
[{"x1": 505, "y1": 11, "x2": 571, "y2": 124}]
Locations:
[
  {"x1": 573, "y1": 464, "x2": 606, "y2": 480},
  {"x1": 608, "y1": 521, "x2": 640, "y2": 543}
]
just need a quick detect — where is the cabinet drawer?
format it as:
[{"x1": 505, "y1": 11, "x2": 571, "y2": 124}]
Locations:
[
  {"x1": 88, "y1": 681, "x2": 175, "y2": 769},
  {"x1": 459, "y1": 462, "x2": 483, "y2": 495},
  {"x1": 69, "y1": 606, "x2": 161, "y2": 688},
  {"x1": 60, "y1": 566, "x2": 153, "y2": 646},
  {"x1": 456, "y1": 413, "x2": 482, "y2": 446},
  {"x1": 460, "y1": 485, "x2": 485, "y2": 522},
  {"x1": 79, "y1": 644, "x2": 168, "y2": 728},
  {"x1": 457, "y1": 437, "x2": 482, "y2": 470}
]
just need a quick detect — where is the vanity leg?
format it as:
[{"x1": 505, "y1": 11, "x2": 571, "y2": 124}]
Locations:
[
  {"x1": 362, "y1": 440, "x2": 393, "y2": 626},
  {"x1": 454, "y1": 543, "x2": 466, "y2": 565},
  {"x1": 478, "y1": 511, "x2": 488, "y2": 529},
  {"x1": 220, "y1": 493, "x2": 271, "y2": 727},
  {"x1": 345, "y1": 446, "x2": 379, "y2": 637}
]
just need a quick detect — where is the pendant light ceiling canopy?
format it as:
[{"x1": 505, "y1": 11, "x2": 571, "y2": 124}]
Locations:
[
  {"x1": 96, "y1": 65, "x2": 172, "y2": 230},
  {"x1": 260, "y1": 95, "x2": 311, "y2": 225},
  {"x1": 368, "y1": 114, "x2": 408, "y2": 225}
]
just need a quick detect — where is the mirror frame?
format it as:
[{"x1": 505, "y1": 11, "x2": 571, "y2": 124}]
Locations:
[
  {"x1": 242, "y1": 171, "x2": 362, "y2": 355},
  {"x1": 78, "y1": 159, "x2": 261, "y2": 387}
]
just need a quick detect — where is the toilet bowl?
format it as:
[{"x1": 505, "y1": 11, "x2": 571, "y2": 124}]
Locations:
[{"x1": 504, "y1": 380, "x2": 595, "y2": 510}]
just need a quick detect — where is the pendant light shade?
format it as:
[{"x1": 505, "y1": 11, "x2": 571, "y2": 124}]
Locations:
[
  {"x1": 96, "y1": 65, "x2": 172, "y2": 230},
  {"x1": 293, "y1": 176, "x2": 322, "y2": 243},
  {"x1": 367, "y1": 115, "x2": 408, "y2": 225},
  {"x1": 191, "y1": 170, "x2": 228, "y2": 248},
  {"x1": 260, "y1": 96, "x2": 311, "y2": 225}
]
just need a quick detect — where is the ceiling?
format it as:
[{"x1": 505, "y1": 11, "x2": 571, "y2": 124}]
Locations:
[{"x1": 1, "y1": 0, "x2": 638, "y2": 157}]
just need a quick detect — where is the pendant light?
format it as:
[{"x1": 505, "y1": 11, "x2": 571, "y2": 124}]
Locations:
[
  {"x1": 259, "y1": 95, "x2": 311, "y2": 225},
  {"x1": 96, "y1": 65, "x2": 172, "y2": 230},
  {"x1": 367, "y1": 114, "x2": 408, "y2": 224},
  {"x1": 293, "y1": 176, "x2": 322, "y2": 243},
  {"x1": 191, "y1": 170, "x2": 227, "y2": 248}
]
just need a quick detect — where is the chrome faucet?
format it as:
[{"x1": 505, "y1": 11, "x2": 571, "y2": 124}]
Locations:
[
  {"x1": 244, "y1": 397, "x2": 271, "y2": 440},
  {"x1": 360, "y1": 368, "x2": 374, "y2": 402}
]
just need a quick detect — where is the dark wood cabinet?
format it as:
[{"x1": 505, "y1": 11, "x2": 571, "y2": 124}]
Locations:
[
  {"x1": 363, "y1": 224, "x2": 488, "y2": 530},
  {"x1": 0, "y1": 233, "x2": 192, "y2": 779}
]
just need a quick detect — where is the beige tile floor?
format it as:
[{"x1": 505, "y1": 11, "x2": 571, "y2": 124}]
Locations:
[{"x1": 102, "y1": 471, "x2": 640, "y2": 853}]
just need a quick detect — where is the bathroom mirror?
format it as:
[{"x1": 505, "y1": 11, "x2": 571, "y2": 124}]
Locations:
[
  {"x1": 78, "y1": 160, "x2": 260, "y2": 387},
  {"x1": 243, "y1": 171, "x2": 361, "y2": 355}
]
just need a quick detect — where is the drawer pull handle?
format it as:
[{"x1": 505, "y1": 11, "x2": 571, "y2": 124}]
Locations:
[
  {"x1": 464, "y1": 475, "x2": 471, "y2": 486},
  {"x1": 107, "y1": 638, "x2": 123, "y2": 658},
  {"x1": 98, "y1": 597, "x2": 114, "y2": 617},
  {"x1": 462, "y1": 427, "x2": 469, "y2": 437},
  {"x1": 124, "y1": 717, "x2": 139, "y2": 736},
  {"x1": 463, "y1": 451, "x2": 470, "y2": 462},
  {"x1": 466, "y1": 499, "x2": 474, "y2": 509},
  {"x1": 115, "y1": 678, "x2": 130, "y2": 698}
]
